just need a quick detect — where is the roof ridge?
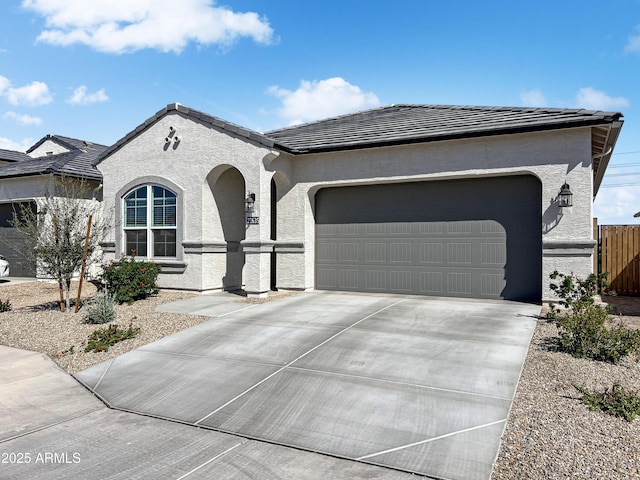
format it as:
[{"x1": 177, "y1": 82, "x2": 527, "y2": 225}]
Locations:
[{"x1": 25, "y1": 134, "x2": 106, "y2": 156}]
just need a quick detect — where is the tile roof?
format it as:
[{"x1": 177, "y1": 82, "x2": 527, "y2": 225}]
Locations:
[
  {"x1": 265, "y1": 104, "x2": 624, "y2": 153},
  {"x1": 0, "y1": 149, "x2": 31, "y2": 163},
  {"x1": 25, "y1": 134, "x2": 100, "y2": 155},
  {"x1": 0, "y1": 137, "x2": 107, "y2": 180},
  {"x1": 6, "y1": 104, "x2": 622, "y2": 191}
]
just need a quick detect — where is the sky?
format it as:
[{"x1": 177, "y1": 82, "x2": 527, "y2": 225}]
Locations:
[{"x1": 0, "y1": 0, "x2": 639, "y2": 224}]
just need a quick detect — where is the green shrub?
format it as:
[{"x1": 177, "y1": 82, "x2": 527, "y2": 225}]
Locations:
[
  {"x1": 574, "y1": 383, "x2": 640, "y2": 422},
  {"x1": 557, "y1": 304, "x2": 640, "y2": 363},
  {"x1": 550, "y1": 271, "x2": 640, "y2": 363},
  {"x1": 101, "y1": 256, "x2": 160, "y2": 304},
  {"x1": 549, "y1": 270, "x2": 609, "y2": 318},
  {"x1": 84, "y1": 292, "x2": 117, "y2": 324},
  {"x1": 85, "y1": 323, "x2": 140, "y2": 353},
  {"x1": 0, "y1": 298, "x2": 11, "y2": 312}
]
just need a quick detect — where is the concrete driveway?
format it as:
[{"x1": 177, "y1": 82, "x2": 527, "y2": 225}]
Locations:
[{"x1": 75, "y1": 291, "x2": 539, "y2": 480}]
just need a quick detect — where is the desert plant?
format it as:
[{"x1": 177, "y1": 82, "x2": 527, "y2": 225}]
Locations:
[
  {"x1": 548, "y1": 270, "x2": 609, "y2": 318},
  {"x1": 8, "y1": 176, "x2": 111, "y2": 312},
  {"x1": 0, "y1": 298, "x2": 11, "y2": 312},
  {"x1": 556, "y1": 305, "x2": 640, "y2": 363},
  {"x1": 574, "y1": 383, "x2": 640, "y2": 422},
  {"x1": 100, "y1": 256, "x2": 160, "y2": 304},
  {"x1": 84, "y1": 292, "x2": 117, "y2": 324},
  {"x1": 550, "y1": 271, "x2": 640, "y2": 363},
  {"x1": 85, "y1": 323, "x2": 140, "y2": 353}
]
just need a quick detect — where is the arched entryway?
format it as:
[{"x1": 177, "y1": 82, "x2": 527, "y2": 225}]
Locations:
[
  {"x1": 269, "y1": 171, "x2": 292, "y2": 291},
  {"x1": 206, "y1": 166, "x2": 246, "y2": 291}
]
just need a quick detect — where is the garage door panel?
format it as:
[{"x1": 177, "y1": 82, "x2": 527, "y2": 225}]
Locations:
[
  {"x1": 315, "y1": 176, "x2": 541, "y2": 301},
  {"x1": 0, "y1": 202, "x2": 36, "y2": 277}
]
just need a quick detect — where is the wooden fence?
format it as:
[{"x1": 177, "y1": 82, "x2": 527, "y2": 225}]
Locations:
[{"x1": 598, "y1": 223, "x2": 640, "y2": 296}]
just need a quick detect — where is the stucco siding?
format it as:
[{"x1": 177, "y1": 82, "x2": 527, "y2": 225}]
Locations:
[
  {"x1": 99, "y1": 111, "x2": 597, "y2": 301},
  {"x1": 97, "y1": 112, "x2": 276, "y2": 292},
  {"x1": 272, "y1": 128, "x2": 594, "y2": 299}
]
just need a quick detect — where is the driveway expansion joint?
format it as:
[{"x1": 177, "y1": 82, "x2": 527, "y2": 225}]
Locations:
[
  {"x1": 356, "y1": 418, "x2": 508, "y2": 461},
  {"x1": 194, "y1": 299, "x2": 406, "y2": 425}
]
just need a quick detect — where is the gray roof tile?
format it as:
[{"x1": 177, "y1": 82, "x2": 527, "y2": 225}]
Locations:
[
  {"x1": 264, "y1": 104, "x2": 624, "y2": 153},
  {"x1": 0, "y1": 149, "x2": 31, "y2": 163},
  {"x1": 0, "y1": 137, "x2": 107, "y2": 180}
]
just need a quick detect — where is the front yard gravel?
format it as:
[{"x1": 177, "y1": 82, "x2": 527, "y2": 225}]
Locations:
[
  {"x1": 0, "y1": 280, "x2": 210, "y2": 373},
  {"x1": 492, "y1": 315, "x2": 640, "y2": 479},
  {"x1": 1, "y1": 281, "x2": 639, "y2": 478}
]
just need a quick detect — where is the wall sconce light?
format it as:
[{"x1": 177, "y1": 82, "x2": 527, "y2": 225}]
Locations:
[
  {"x1": 245, "y1": 192, "x2": 259, "y2": 224},
  {"x1": 245, "y1": 192, "x2": 256, "y2": 214},
  {"x1": 557, "y1": 182, "x2": 573, "y2": 208}
]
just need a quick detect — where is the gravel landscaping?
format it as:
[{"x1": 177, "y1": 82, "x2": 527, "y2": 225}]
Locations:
[
  {"x1": 0, "y1": 280, "x2": 212, "y2": 373},
  {"x1": 1, "y1": 280, "x2": 639, "y2": 478},
  {"x1": 492, "y1": 301, "x2": 640, "y2": 480}
]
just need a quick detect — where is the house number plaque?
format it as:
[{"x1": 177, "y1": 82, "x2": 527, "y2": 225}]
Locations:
[{"x1": 246, "y1": 216, "x2": 260, "y2": 225}]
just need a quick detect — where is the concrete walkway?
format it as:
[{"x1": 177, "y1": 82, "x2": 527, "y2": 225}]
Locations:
[{"x1": 75, "y1": 292, "x2": 540, "y2": 480}]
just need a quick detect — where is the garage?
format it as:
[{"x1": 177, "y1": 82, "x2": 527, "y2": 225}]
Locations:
[
  {"x1": 0, "y1": 202, "x2": 37, "y2": 277},
  {"x1": 315, "y1": 175, "x2": 542, "y2": 301}
]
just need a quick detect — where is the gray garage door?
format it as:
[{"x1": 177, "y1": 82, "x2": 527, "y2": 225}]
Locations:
[
  {"x1": 315, "y1": 175, "x2": 541, "y2": 302},
  {"x1": 0, "y1": 202, "x2": 37, "y2": 277}
]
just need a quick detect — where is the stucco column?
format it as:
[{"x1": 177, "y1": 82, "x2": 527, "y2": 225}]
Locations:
[
  {"x1": 241, "y1": 172, "x2": 274, "y2": 297},
  {"x1": 241, "y1": 240, "x2": 274, "y2": 297}
]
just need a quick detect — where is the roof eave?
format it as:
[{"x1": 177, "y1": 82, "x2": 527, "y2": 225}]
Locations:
[
  {"x1": 593, "y1": 120, "x2": 623, "y2": 198},
  {"x1": 275, "y1": 117, "x2": 620, "y2": 155}
]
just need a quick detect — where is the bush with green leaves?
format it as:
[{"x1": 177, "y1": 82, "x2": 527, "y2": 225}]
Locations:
[
  {"x1": 85, "y1": 323, "x2": 140, "y2": 353},
  {"x1": 0, "y1": 298, "x2": 11, "y2": 312},
  {"x1": 548, "y1": 270, "x2": 608, "y2": 318},
  {"x1": 101, "y1": 256, "x2": 160, "y2": 304},
  {"x1": 549, "y1": 271, "x2": 640, "y2": 363},
  {"x1": 84, "y1": 292, "x2": 117, "y2": 324},
  {"x1": 574, "y1": 383, "x2": 640, "y2": 422}
]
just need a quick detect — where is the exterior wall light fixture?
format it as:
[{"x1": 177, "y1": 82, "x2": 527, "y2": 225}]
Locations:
[
  {"x1": 557, "y1": 182, "x2": 573, "y2": 208},
  {"x1": 245, "y1": 192, "x2": 259, "y2": 224},
  {"x1": 245, "y1": 192, "x2": 255, "y2": 213}
]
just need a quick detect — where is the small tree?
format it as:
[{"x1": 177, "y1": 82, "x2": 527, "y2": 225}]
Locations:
[{"x1": 10, "y1": 176, "x2": 110, "y2": 312}]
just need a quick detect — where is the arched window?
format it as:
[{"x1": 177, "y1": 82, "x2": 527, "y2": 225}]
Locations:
[{"x1": 123, "y1": 185, "x2": 177, "y2": 258}]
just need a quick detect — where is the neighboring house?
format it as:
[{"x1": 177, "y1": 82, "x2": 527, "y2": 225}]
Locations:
[
  {"x1": 92, "y1": 103, "x2": 623, "y2": 302},
  {"x1": 0, "y1": 135, "x2": 106, "y2": 276}
]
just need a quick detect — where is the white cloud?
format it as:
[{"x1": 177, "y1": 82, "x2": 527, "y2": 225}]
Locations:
[
  {"x1": 267, "y1": 77, "x2": 381, "y2": 126},
  {"x1": 625, "y1": 24, "x2": 640, "y2": 54},
  {"x1": 22, "y1": 0, "x2": 274, "y2": 54},
  {"x1": 626, "y1": 35, "x2": 640, "y2": 54},
  {"x1": 575, "y1": 87, "x2": 629, "y2": 111},
  {"x1": 0, "y1": 136, "x2": 33, "y2": 152},
  {"x1": 0, "y1": 76, "x2": 10, "y2": 94},
  {"x1": 67, "y1": 85, "x2": 108, "y2": 105},
  {"x1": 594, "y1": 185, "x2": 640, "y2": 224},
  {"x1": 518, "y1": 86, "x2": 629, "y2": 112},
  {"x1": 519, "y1": 89, "x2": 547, "y2": 107},
  {"x1": 0, "y1": 78, "x2": 52, "y2": 106},
  {"x1": 3, "y1": 111, "x2": 42, "y2": 126}
]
